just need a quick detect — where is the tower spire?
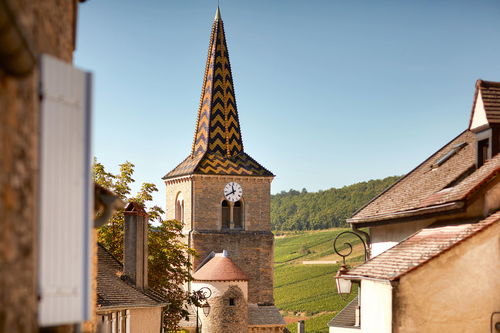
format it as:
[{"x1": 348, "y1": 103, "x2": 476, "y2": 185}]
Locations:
[
  {"x1": 163, "y1": 9, "x2": 273, "y2": 179},
  {"x1": 191, "y1": 7, "x2": 243, "y2": 157},
  {"x1": 215, "y1": 6, "x2": 221, "y2": 21}
]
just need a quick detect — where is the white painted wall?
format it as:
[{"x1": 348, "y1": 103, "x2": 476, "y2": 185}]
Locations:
[
  {"x1": 360, "y1": 280, "x2": 392, "y2": 333},
  {"x1": 370, "y1": 220, "x2": 431, "y2": 257},
  {"x1": 470, "y1": 90, "x2": 488, "y2": 131},
  {"x1": 329, "y1": 326, "x2": 361, "y2": 333}
]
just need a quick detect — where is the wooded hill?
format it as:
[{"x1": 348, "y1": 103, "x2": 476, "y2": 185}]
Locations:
[{"x1": 271, "y1": 176, "x2": 401, "y2": 230}]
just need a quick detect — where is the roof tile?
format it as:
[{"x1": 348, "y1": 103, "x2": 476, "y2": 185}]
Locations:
[
  {"x1": 345, "y1": 212, "x2": 500, "y2": 280},
  {"x1": 192, "y1": 253, "x2": 248, "y2": 281},
  {"x1": 350, "y1": 131, "x2": 476, "y2": 223},
  {"x1": 97, "y1": 244, "x2": 167, "y2": 309}
]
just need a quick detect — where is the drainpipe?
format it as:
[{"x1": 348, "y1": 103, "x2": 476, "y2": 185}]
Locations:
[{"x1": 0, "y1": 0, "x2": 35, "y2": 76}]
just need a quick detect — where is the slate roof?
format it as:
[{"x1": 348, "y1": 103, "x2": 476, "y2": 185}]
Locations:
[
  {"x1": 469, "y1": 80, "x2": 500, "y2": 127},
  {"x1": 97, "y1": 244, "x2": 167, "y2": 310},
  {"x1": 349, "y1": 131, "x2": 476, "y2": 225},
  {"x1": 344, "y1": 211, "x2": 500, "y2": 281},
  {"x1": 328, "y1": 297, "x2": 358, "y2": 328},
  {"x1": 192, "y1": 252, "x2": 248, "y2": 281},
  {"x1": 164, "y1": 7, "x2": 273, "y2": 179},
  {"x1": 248, "y1": 304, "x2": 286, "y2": 326}
]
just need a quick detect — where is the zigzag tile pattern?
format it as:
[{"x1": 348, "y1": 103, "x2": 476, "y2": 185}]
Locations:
[
  {"x1": 165, "y1": 152, "x2": 273, "y2": 178},
  {"x1": 192, "y1": 16, "x2": 243, "y2": 157},
  {"x1": 164, "y1": 12, "x2": 273, "y2": 179}
]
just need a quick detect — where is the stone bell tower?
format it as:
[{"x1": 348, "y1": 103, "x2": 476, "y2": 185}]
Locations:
[{"x1": 163, "y1": 8, "x2": 284, "y2": 329}]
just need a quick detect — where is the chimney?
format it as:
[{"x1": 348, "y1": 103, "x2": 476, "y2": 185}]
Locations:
[{"x1": 123, "y1": 202, "x2": 149, "y2": 290}]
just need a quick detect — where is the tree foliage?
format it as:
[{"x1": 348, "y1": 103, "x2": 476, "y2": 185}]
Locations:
[
  {"x1": 271, "y1": 176, "x2": 401, "y2": 230},
  {"x1": 94, "y1": 159, "x2": 195, "y2": 330}
]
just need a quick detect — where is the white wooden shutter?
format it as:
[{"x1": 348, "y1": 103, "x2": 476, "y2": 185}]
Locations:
[{"x1": 38, "y1": 54, "x2": 93, "y2": 326}]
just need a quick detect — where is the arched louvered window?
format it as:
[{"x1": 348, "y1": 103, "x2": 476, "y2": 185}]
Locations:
[
  {"x1": 221, "y1": 200, "x2": 230, "y2": 229},
  {"x1": 233, "y1": 200, "x2": 243, "y2": 229}
]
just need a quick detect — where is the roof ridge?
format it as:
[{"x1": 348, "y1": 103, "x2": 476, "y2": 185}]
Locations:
[{"x1": 349, "y1": 130, "x2": 470, "y2": 221}]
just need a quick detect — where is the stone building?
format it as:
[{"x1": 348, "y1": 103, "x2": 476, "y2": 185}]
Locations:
[
  {"x1": 163, "y1": 7, "x2": 285, "y2": 332},
  {"x1": 329, "y1": 80, "x2": 500, "y2": 333},
  {"x1": 0, "y1": 1, "x2": 89, "y2": 332},
  {"x1": 96, "y1": 202, "x2": 168, "y2": 333},
  {"x1": 191, "y1": 252, "x2": 249, "y2": 333}
]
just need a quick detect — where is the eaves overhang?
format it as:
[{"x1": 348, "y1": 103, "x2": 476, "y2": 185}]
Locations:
[
  {"x1": 346, "y1": 201, "x2": 466, "y2": 228},
  {"x1": 96, "y1": 303, "x2": 167, "y2": 313}
]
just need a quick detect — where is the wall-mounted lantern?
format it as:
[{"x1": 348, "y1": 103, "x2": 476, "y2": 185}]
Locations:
[{"x1": 333, "y1": 231, "x2": 368, "y2": 296}]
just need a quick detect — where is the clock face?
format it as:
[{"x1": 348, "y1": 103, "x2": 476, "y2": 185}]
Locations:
[{"x1": 224, "y1": 182, "x2": 243, "y2": 202}]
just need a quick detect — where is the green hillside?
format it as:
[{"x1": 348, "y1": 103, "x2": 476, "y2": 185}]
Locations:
[
  {"x1": 274, "y1": 229, "x2": 364, "y2": 333},
  {"x1": 271, "y1": 176, "x2": 400, "y2": 230}
]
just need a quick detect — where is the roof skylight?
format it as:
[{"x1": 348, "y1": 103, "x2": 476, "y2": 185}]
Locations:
[{"x1": 434, "y1": 142, "x2": 467, "y2": 167}]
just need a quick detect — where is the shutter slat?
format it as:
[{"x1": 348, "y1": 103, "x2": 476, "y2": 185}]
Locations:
[{"x1": 38, "y1": 54, "x2": 93, "y2": 326}]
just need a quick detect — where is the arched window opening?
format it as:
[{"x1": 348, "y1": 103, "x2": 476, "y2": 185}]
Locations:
[
  {"x1": 175, "y1": 192, "x2": 184, "y2": 223},
  {"x1": 233, "y1": 200, "x2": 243, "y2": 229},
  {"x1": 180, "y1": 200, "x2": 184, "y2": 223},
  {"x1": 221, "y1": 200, "x2": 230, "y2": 229}
]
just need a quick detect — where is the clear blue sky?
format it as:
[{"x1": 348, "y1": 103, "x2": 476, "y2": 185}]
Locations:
[{"x1": 75, "y1": 0, "x2": 500, "y2": 212}]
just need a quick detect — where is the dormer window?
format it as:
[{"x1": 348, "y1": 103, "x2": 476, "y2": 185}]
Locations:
[
  {"x1": 468, "y1": 80, "x2": 500, "y2": 167},
  {"x1": 478, "y1": 138, "x2": 490, "y2": 168},
  {"x1": 475, "y1": 129, "x2": 492, "y2": 168}
]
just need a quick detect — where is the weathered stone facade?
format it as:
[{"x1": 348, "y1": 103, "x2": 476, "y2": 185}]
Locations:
[
  {"x1": 0, "y1": 1, "x2": 77, "y2": 332},
  {"x1": 203, "y1": 285, "x2": 248, "y2": 333},
  {"x1": 192, "y1": 231, "x2": 274, "y2": 304},
  {"x1": 166, "y1": 175, "x2": 275, "y2": 304}
]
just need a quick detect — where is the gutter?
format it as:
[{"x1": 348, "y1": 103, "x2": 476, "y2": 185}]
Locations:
[
  {"x1": 0, "y1": 0, "x2": 35, "y2": 76},
  {"x1": 340, "y1": 275, "x2": 393, "y2": 284},
  {"x1": 347, "y1": 201, "x2": 465, "y2": 227},
  {"x1": 96, "y1": 303, "x2": 164, "y2": 313}
]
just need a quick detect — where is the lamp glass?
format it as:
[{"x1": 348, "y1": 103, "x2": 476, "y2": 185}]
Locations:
[
  {"x1": 202, "y1": 302, "x2": 211, "y2": 317},
  {"x1": 335, "y1": 275, "x2": 352, "y2": 295}
]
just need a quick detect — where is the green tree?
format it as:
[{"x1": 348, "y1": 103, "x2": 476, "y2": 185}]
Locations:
[
  {"x1": 94, "y1": 159, "x2": 195, "y2": 330},
  {"x1": 271, "y1": 176, "x2": 402, "y2": 231}
]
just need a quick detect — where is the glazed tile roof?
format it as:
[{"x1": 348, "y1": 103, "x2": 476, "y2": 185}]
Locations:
[
  {"x1": 192, "y1": 252, "x2": 248, "y2": 281},
  {"x1": 248, "y1": 304, "x2": 286, "y2": 326},
  {"x1": 328, "y1": 297, "x2": 358, "y2": 328},
  {"x1": 97, "y1": 244, "x2": 167, "y2": 310},
  {"x1": 164, "y1": 8, "x2": 273, "y2": 179},
  {"x1": 469, "y1": 80, "x2": 500, "y2": 127},
  {"x1": 349, "y1": 131, "x2": 476, "y2": 224},
  {"x1": 345, "y1": 211, "x2": 500, "y2": 281},
  {"x1": 165, "y1": 151, "x2": 273, "y2": 178}
]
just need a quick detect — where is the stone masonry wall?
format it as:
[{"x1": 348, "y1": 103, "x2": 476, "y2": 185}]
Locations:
[
  {"x1": 192, "y1": 175, "x2": 272, "y2": 232},
  {"x1": 202, "y1": 285, "x2": 248, "y2": 333},
  {"x1": 0, "y1": 1, "x2": 76, "y2": 332},
  {"x1": 192, "y1": 231, "x2": 275, "y2": 304},
  {"x1": 165, "y1": 176, "x2": 192, "y2": 233}
]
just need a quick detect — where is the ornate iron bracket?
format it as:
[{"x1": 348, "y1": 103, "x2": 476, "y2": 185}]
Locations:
[{"x1": 333, "y1": 231, "x2": 368, "y2": 265}]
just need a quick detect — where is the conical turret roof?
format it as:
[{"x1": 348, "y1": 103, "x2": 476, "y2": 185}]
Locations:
[{"x1": 192, "y1": 252, "x2": 248, "y2": 281}]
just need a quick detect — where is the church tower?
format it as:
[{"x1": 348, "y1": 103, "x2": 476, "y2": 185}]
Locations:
[{"x1": 163, "y1": 8, "x2": 284, "y2": 328}]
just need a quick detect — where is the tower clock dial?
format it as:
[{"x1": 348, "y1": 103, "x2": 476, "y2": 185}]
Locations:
[{"x1": 224, "y1": 182, "x2": 243, "y2": 202}]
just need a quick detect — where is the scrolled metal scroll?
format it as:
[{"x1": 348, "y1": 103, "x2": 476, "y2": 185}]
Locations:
[{"x1": 333, "y1": 231, "x2": 368, "y2": 265}]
